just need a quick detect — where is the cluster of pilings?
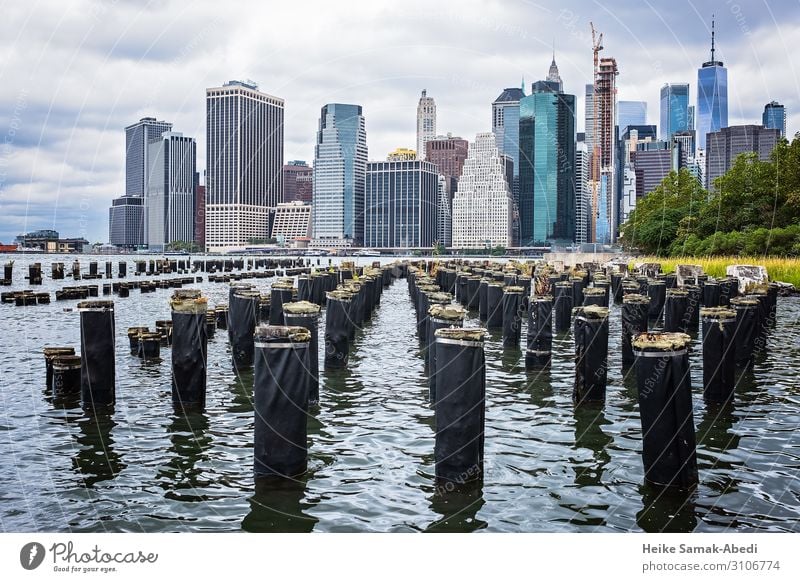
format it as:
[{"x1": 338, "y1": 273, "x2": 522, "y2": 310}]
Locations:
[
  {"x1": 404, "y1": 258, "x2": 783, "y2": 492},
  {"x1": 1, "y1": 290, "x2": 51, "y2": 305}
]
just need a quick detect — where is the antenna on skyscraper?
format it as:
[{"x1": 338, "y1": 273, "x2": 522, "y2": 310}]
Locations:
[{"x1": 710, "y1": 14, "x2": 716, "y2": 63}]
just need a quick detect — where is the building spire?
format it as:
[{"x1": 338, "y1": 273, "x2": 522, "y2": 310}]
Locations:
[
  {"x1": 547, "y1": 48, "x2": 563, "y2": 91},
  {"x1": 710, "y1": 14, "x2": 716, "y2": 62}
]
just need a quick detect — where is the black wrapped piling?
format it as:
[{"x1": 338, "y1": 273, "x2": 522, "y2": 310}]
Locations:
[
  {"x1": 502, "y1": 286, "x2": 524, "y2": 348},
  {"x1": 664, "y1": 289, "x2": 690, "y2": 333},
  {"x1": 554, "y1": 281, "x2": 573, "y2": 333},
  {"x1": 427, "y1": 304, "x2": 466, "y2": 404},
  {"x1": 3, "y1": 261, "x2": 13, "y2": 282},
  {"x1": 703, "y1": 279, "x2": 720, "y2": 307},
  {"x1": 297, "y1": 275, "x2": 311, "y2": 302},
  {"x1": 126, "y1": 326, "x2": 148, "y2": 354},
  {"x1": 229, "y1": 289, "x2": 260, "y2": 369},
  {"x1": 138, "y1": 332, "x2": 161, "y2": 359},
  {"x1": 78, "y1": 300, "x2": 115, "y2": 409},
  {"x1": 253, "y1": 325, "x2": 311, "y2": 478},
  {"x1": 701, "y1": 307, "x2": 737, "y2": 403},
  {"x1": 51, "y1": 262, "x2": 64, "y2": 280},
  {"x1": 486, "y1": 282, "x2": 504, "y2": 329},
  {"x1": 647, "y1": 279, "x2": 666, "y2": 320},
  {"x1": 478, "y1": 278, "x2": 490, "y2": 321},
  {"x1": 611, "y1": 273, "x2": 624, "y2": 304},
  {"x1": 571, "y1": 277, "x2": 585, "y2": 309},
  {"x1": 685, "y1": 285, "x2": 702, "y2": 329},
  {"x1": 582, "y1": 287, "x2": 607, "y2": 308},
  {"x1": 730, "y1": 297, "x2": 759, "y2": 366},
  {"x1": 257, "y1": 295, "x2": 271, "y2": 325},
  {"x1": 52, "y1": 354, "x2": 81, "y2": 399},
  {"x1": 526, "y1": 296, "x2": 553, "y2": 369},
  {"x1": 269, "y1": 282, "x2": 295, "y2": 325},
  {"x1": 310, "y1": 273, "x2": 326, "y2": 306},
  {"x1": 44, "y1": 347, "x2": 75, "y2": 390},
  {"x1": 718, "y1": 277, "x2": 738, "y2": 306},
  {"x1": 283, "y1": 301, "x2": 322, "y2": 405},
  {"x1": 466, "y1": 276, "x2": 481, "y2": 311},
  {"x1": 767, "y1": 283, "x2": 779, "y2": 327},
  {"x1": 118, "y1": 261, "x2": 126, "y2": 278},
  {"x1": 345, "y1": 281, "x2": 366, "y2": 337},
  {"x1": 421, "y1": 291, "x2": 453, "y2": 349},
  {"x1": 170, "y1": 290, "x2": 208, "y2": 410},
  {"x1": 632, "y1": 332, "x2": 698, "y2": 490},
  {"x1": 622, "y1": 294, "x2": 650, "y2": 367},
  {"x1": 433, "y1": 328, "x2": 487, "y2": 485},
  {"x1": 573, "y1": 306, "x2": 609, "y2": 404},
  {"x1": 28, "y1": 263, "x2": 42, "y2": 284},
  {"x1": 155, "y1": 320, "x2": 173, "y2": 346},
  {"x1": 324, "y1": 290, "x2": 352, "y2": 368}
]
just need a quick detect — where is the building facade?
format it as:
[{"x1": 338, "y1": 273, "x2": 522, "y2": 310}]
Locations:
[
  {"x1": 575, "y1": 141, "x2": 590, "y2": 245},
  {"x1": 660, "y1": 83, "x2": 691, "y2": 141},
  {"x1": 272, "y1": 201, "x2": 311, "y2": 243},
  {"x1": 492, "y1": 87, "x2": 525, "y2": 201},
  {"x1": 696, "y1": 20, "x2": 728, "y2": 151},
  {"x1": 364, "y1": 159, "x2": 438, "y2": 248},
  {"x1": 283, "y1": 161, "x2": 313, "y2": 204},
  {"x1": 313, "y1": 103, "x2": 368, "y2": 246},
  {"x1": 108, "y1": 196, "x2": 145, "y2": 248},
  {"x1": 125, "y1": 117, "x2": 172, "y2": 198},
  {"x1": 416, "y1": 90, "x2": 436, "y2": 161},
  {"x1": 518, "y1": 77, "x2": 576, "y2": 245},
  {"x1": 705, "y1": 125, "x2": 780, "y2": 189},
  {"x1": 590, "y1": 57, "x2": 619, "y2": 243},
  {"x1": 436, "y1": 174, "x2": 452, "y2": 247},
  {"x1": 763, "y1": 101, "x2": 786, "y2": 138},
  {"x1": 425, "y1": 135, "x2": 469, "y2": 199},
  {"x1": 451, "y1": 132, "x2": 512, "y2": 249},
  {"x1": 387, "y1": 148, "x2": 417, "y2": 161},
  {"x1": 205, "y1": 80, "x2": 284, "y2": 252},
  {"x1": 618, "y1": 100, "x2": 647, "y2": 131},
  {"x1": 194, "y1": 184, "x2": 205, "y2": 248},
  {"x1": 146, "y1": 132, "x2": 196, "y2": 252}
]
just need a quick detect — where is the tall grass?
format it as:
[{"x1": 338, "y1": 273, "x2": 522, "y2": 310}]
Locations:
[{"x1": 632, "y1": 256, "x2": 800, "y2": 287}]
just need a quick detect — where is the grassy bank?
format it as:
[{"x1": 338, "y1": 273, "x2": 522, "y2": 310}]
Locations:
[{"x1": 631, "y1": 256, "x2": 800, "y2": 287}]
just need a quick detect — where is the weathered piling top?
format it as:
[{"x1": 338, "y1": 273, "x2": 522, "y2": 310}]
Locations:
[
  {"x1": 326, "y1": 289, "x2": 353, "y2": 302},
  {"x1": 428, "y1": 303, "x2": 466, "y2": 321},
  {"x1": 632, "y1": 332, "x2": 692, "y2": 353},
  {"x1": 282, "y1": 301, "x2": 322, "y2": 315},
  {"x1": 623, "y1": 293, "x2": 650, "y2": 305},
  {"x1": 434, "y1": 327, "x2": 487, "y2": 343},
  {"x1": 170, "y1": 291, "x2": 207, "y2": 313},
  {"x1": 572, "y1": 305, "x2": 609, "y2": 320},
  {"x1": 700, "y1": 307, "x2": 737, "y2": 320},
  {"x1": 254, "y1": 325, "x2": 311, "y2": 344},
  {"x1": 77, "y1": 300, "x2": 114, "y2": 310}
]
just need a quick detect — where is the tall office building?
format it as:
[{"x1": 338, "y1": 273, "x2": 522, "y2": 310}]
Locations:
[
  {"x1": 108, "y1": 196, "x2": 145, "y2": 248},
  {"x1": 763, "y1": 101, "x2": 786, "y2": 138},
  {"x1": 416, "y1": 90, "x2": 436, "y2": 161},
  {"x1": 272, "y1": 201, "x2": 312, "y2": 243},
  {"x1": 364, "y1": 159, "x2": 438, "y2": 248},
  {"x1": 697, "y1": 18, "x2": 728, "y2": 151},
  {"x1": 436, "y1": 174, "x2": 452, "y2": 247},
  {"x1": 584, "y1": 84, "x2": 596, "y2": 154},
  {"x1": 283, "y1": 161, "x2": 313, "y2": 204},
  {"x1": 705, "y1": 125, "x2": 779, "y2": 189},
  {"x1": 589, "y1": 57, "x2": 619, "y2": 243},
  {"x1": 451, "y1": 132, "x2": 512, "y2": 249},
  {"x1": 492, "y1": 88, "x2": 524, "y2": 205},
  {"x1": 518, "y1": 74, "x2": 576, "y2": 245},
  {"x1": 205, "y1": 80, "x2": 284, "y2": 252},
  {"x1": 125, "y1": 117, "x2": 173, "y2": 198},
  {"x1": 616, "y1": 125, "x2": 658, "y2": 228},
  {"x1": 575, "y1": 141, "x2": 591, "y2": 245},
  {"x1": 660, "y1": 83, "x2": 691, "y2": 140},
  {"x1": 194, "y1": 184, "x2": 205, "y2": 247},
  {"x1": 425, "y1": 134, "x2": 469, "y2": 196},
  {"x1": 146, "y1": 132, "x2": 197, "y2": 252},
  {"x1": 312, "y1": 103, "x2": 368, "y2": 247},
  {"x1": 618, "y1": 101, "x2": 647, "y2": 131}
]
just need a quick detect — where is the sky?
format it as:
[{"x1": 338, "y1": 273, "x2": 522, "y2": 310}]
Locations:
[{"x1": 1, "y1": 0, "x2": 798, "y2": 244}]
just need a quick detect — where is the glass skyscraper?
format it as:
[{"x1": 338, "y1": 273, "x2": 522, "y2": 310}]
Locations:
[
  {"x1": 313, "y1": 103, "x2": 368, "y2": 246},
  {"x1": 696, "y1": 20, "x2": 728, "y2": 151},
  {"x1": 618, "y1": 101, "x2": 647, "y2": 132},
  {"x1": 660, "y1": 83, "x2": 690, "y2": 140},
  {"x1": 518, "y1": 78, "x2": 576, "y2": 245},
  {"x1": 763, "y1": 101, "x2": 786, "y2": 138}
]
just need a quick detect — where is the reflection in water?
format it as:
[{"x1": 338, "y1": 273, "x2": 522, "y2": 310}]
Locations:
[
  {"x1": 696, "y1": 402, "x2": 741, "y2": 495},
  {"x1": 320, "y1": 367, "x2": 364, "y2": 415},
  {"x1": 500, "y1": 346, "x2": 523, "y2": 374},
  {"x1": 572, "y1": 404, "x2": 613, "y2": 487},
  {"x1": 157, "y1": 412, "x2": 212, "y2": 502},
  {"x1": 636, "y1": 485, "x2": 697, "y2": 532},
  {"x1": 227, "y1": 368, "x2": 255, "y2": 413},
  {"x1": 72, "y1": 414, "x2": 126, "y2": 488},
  {"x1": 242, "y1": 476, "x2": 318, "y2": 533},
  {"x1": 525, "y1": 366, "x2": 553, "y2": 408},
  {"x1": 427, "y1": 482, "x2": 487, "y2": 532}
]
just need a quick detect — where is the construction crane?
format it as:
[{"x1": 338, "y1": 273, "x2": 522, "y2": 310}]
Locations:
[{"x1": 589, "y1": 22, "x2": 603, "y2": 243}]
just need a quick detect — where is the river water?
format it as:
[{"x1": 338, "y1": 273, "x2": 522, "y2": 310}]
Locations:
[{"x1": 1, "y1": 254, "x2": 799, "y2": 532}]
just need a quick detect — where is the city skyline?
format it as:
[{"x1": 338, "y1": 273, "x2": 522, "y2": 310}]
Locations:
[{"x1": 1, "y1": 0, "x2": 799, "y2": 243}]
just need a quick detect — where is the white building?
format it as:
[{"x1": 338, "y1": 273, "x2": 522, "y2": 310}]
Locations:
[
  {"x1": 146, "y1": 132, "x2": 196, "y2": 252},
  {"x1": 451, "y1": 132, "x2": 512, "y2": 249},
  {"x1": 575, "y1": 141, "x2": 590, "y2": 245},
  {"x1": 205, "y1": 80, "x2": 284, "y2": 252},
  {"x1": 416, "y1": 90, "x2": 436, "y2": 161},
  {"x1": 272, "y1": 201, "x2": 311, "y2": 244},
  {"x1": 436, "y1": 174, "x2": 451, "y2": 248}
]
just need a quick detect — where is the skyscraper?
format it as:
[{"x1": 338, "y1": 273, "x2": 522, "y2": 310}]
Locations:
[
  {"x1": 312, "y1": 103, "x2": 368, "y2": 247},
  {"x1": 205, "y1": 80, "x2": 284, "y2": 252},
  {"x1": 518, "y1": 70, "x2": 576, "y2": 246},
  {"x1": 660, "y1": 83, "x2": 691, "y2": 140},
  {"x1": 425, "y1": 134, "x2": 469, "y2": 197},
  {"x1": 451, "y1": 132, "x2": 512, "y2": 249},
  {"x1": 589, "y1": 57, "x2": 619, "y2": 243},
  {"x1": 706, "y1": 125, "x2": 779, "y2": 189},
  {"x1": 416, "y1": 90, "x2": 436, "y2": 161},
  {"x1": 575, "y1": 141, "x2": 590, "y2": 245},
  {"x1": 763, "y1": 101, "x2": 786, "y2": 138},
  {"x1": 108, "y1": 196, "x2": 144, "y2": 248},
  {"x1": 146, "y1": 132, "x2": 196, "y2": 252},
  {"x1": 125, "y1": 117, "x2": 172, "y2": 198},
  {"x1": 618, "y1": 101, "x2": 647, "y2": 131},
  {"x1": 283, "y1": 161, "x2": 313, "y2": 204},
  {"x1": 492, "y1": 88, "x2": 524, "y2": 198},
  {"x1": 364, "y1": 159, "x2": 438, "y2": 248},
  {"x1": 436, "y1": 174, "x2": 452, "y2": 247},
  {"x1": 616, "y1": 125, "x2": 658, "y2": 227},
  {"x1": 696, "y1": 18, "x2": 728, "y2": 151}
]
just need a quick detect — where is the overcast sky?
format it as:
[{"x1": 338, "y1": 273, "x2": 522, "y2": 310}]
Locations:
[{"x1": 1, "y1": 0, "x2": 798, "y2": 244}]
